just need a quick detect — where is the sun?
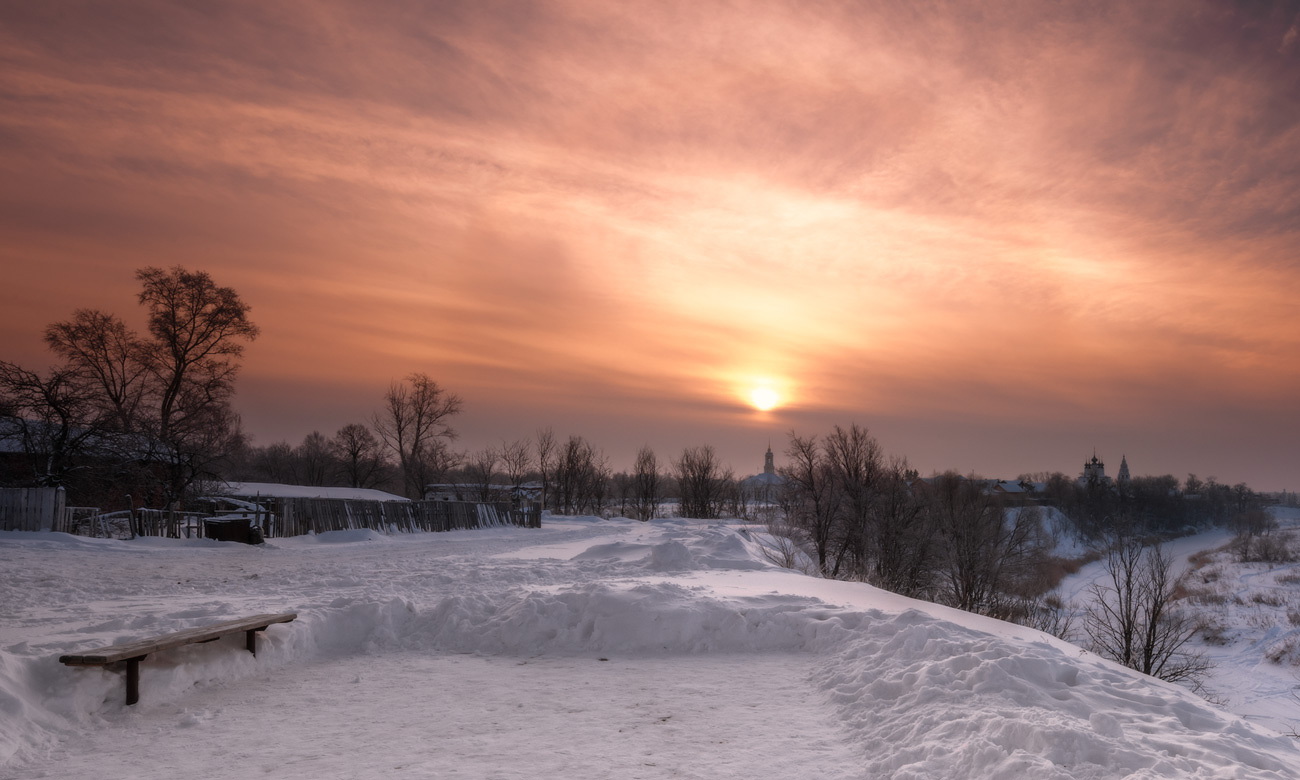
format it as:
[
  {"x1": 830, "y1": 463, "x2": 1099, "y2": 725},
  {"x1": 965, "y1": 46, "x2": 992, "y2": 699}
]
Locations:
[{"x1": 750, "y1": 386, "x2": 780, "y2": 411}]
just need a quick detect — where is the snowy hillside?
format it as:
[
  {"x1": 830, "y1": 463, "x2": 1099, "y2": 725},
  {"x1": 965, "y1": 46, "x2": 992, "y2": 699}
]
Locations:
[
  {"x1": 1057, "y1": 507, "x2": 1300, "y2": 737},
  {"x1": 3, "y1": 517, "x2": 1300, "y2": 779}
]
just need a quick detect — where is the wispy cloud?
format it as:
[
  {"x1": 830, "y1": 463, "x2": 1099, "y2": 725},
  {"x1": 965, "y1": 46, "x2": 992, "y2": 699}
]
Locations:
[{"x1": 1, "y1": 0, "x2": 1297, "y2": 485}]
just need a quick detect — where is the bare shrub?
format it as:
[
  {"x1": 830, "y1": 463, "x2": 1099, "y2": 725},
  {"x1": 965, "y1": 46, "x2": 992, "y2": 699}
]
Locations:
[
  {"x1": 1179, "y1": 584, "x2": 1229, "y2": 606},
  {"x1": 1013, "y1": 592, "x2": 1074, "y2": 641},
  {"x1": 1232, "y1": 510, "x2": 1294, "y2": 563},
  {"x1": 1252, "y1": 592, "x2": 1286, "y2": 607},
  {"x1": 756, "y1": 516, "x2": 808, "y2": 572},
  {"x1": 1255, "y1": 531, "x2": 1299, "y2": 564},
  {"x1": 1264, "y1": 637, "x2": 1300, "y2": 666},
  {"x1": 1035, "y1": 554, "x2": 1099, "y2": 593},
  {"x1": 1200, "y1": 619, "x2": 1231, "y2": 646}
]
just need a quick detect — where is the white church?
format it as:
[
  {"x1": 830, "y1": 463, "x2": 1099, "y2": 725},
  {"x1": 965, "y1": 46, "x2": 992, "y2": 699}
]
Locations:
[{"x1": 1080, "y1": 452, "x2": 1130, "y2": 487}]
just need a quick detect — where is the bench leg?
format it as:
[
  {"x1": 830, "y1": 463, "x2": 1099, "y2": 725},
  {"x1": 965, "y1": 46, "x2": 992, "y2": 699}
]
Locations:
[
  {"x1": 246, "y1": 628, "x2": 260, "y2": 655},
  {"x1": 126, "y1": 655, "x2": 146, "y2": 706}
]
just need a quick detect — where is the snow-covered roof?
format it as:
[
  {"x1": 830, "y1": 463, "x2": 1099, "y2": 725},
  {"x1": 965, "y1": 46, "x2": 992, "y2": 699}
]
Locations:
[
  {"x1": 991, "y1": 479, "x2": 1036, "y2": 494},
  {"x1": 219, "y1": 482, "x2": 409, "y2": 502}
]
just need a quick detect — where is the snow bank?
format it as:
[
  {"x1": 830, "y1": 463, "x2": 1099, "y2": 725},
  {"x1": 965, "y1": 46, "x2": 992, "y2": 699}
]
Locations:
[
  {"x1": 4, "y1": 517, "x2": 1300, "y2": 778},
  {"x1": 815, "y1": 611, "x2": 1298, "y2": 779}
]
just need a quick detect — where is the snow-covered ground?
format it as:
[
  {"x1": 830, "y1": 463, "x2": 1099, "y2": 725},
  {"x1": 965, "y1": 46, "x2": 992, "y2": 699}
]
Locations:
[
  {"x1": 4, "y1": 515, "x2": 1300, "y2": 779},
  {"x1": 1056, "y1": 507, "x2": 1300, "y2": 737}
]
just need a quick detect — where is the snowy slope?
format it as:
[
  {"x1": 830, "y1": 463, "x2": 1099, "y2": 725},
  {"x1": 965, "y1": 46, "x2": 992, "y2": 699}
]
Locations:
[
  {"x1": 3, "y1": 517, "x2": 1300, "y2": 779},
  {"x1": 1056, "y1": 509, "x2": 1300, "y2": 737}
]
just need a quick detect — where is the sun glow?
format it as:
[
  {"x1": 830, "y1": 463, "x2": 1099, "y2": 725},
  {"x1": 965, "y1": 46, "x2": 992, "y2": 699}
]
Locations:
[{"x1": 750, "y1": 386, "x2": 780, "y2": 411}]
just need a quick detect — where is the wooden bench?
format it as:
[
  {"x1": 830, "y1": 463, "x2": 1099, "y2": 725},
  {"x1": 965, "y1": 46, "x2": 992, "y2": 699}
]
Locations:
[{"x1": 59, "y1": 612, "x2": 297, "y2": 705}]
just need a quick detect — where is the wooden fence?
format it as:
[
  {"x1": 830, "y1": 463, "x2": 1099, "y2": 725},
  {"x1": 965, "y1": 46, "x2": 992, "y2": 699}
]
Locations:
[
  {"x1": 6, "y1": 490, "x2": 540, "y2": 540},
  {"x1": 271, "y1": 498, "x2": 541, "y2": 538},
  {"x1": 0, "y1": 487, "x2": 65, "y2": 532}
]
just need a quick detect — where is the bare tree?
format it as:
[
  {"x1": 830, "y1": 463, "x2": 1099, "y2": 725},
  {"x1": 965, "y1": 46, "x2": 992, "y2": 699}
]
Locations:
[
  {"x1": 779, "y1": 433, "x2": 839, "y2": 575},
  {"x1": 930, "y1": 473, "x2": 1042, "y2": 617},
  {"x1": 824, "y1": 423, "x2": 884, "y2": 578},
  {"x1": 611, "y1": 470, "x2": 635, "y2": 518},
  {"x1": 535, "y1": 427, "x2": 557, "y2": 511},
  {"x1": 250, "y1": 441, "x2": 298, "y2": 484},
  {"x1": 44, "y1": 309, "x2": 149, "y2": 432},
  {"x1": 14, "y1": 267, "x2": 258, "y2": 507},
  {"x1": 133, "y1": 266, "x2": 259, "y2": 505},
  {"x1": 551, "y1": 435, "x2": 605, "y2": 515},
  {"x1": 296, "y1": 431, "x2": 333, "y2": 487},
  {"x1": 1084, "y1": 536, "x2": 1211, "y2": 686},
  {"x1": 499, "y1": 438, "x2": 533, "y2": 501},
  {"x1": 464, "y1": 445, "x2": 500, "y2": 503},
  {"x1": 674, "y1": 444, "x2": 730, "y2": 520},
  {"x1": 330, "y1": 423, "x2": 389, "y2": 489},
  {"x1": 0, "y1": 361, "x2": 103, "y2": 488},
  {"x1": 630, "y1": 444, "x2": 660, "y2": 521},
  {"x1": 372, "y1": 373, "x2": 462, "y2": 499},
  {"x1": 868, "y1": 458, "x2": 936, "y2": 598}
]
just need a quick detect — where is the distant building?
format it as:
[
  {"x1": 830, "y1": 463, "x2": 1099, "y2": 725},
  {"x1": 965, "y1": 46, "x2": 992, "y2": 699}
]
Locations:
[
  {"x1": 1081, "y1": 454, "x2": 1112, "y2": 483},
  {"x1": 423, "y1": 482, "x2": 541, "y2": 504},
  {"x1": 1080, "y1": 452, "x2": 1123, "y2": 487},
  {"x1": 990, "y1": 479, "x2": 1038, "y2": 500},
  {"x1": 742, "y1": 444, "x2": 784, "y2": 498}
]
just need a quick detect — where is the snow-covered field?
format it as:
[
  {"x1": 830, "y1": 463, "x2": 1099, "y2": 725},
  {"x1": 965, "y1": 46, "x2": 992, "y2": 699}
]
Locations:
[{"x1": 4, "y1": 515, "x2": 1300, "y2": 779}]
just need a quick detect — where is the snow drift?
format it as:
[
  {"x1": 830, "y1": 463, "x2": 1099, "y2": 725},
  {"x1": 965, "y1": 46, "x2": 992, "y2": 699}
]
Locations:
[{"x1": 2, "y1": 517, "x2": 1300, "y2": 778}]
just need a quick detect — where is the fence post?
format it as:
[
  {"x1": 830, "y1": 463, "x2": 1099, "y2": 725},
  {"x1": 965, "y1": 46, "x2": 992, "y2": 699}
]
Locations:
[{"x1": 49, "y1": 487, "x2": 65, "y2": 532}]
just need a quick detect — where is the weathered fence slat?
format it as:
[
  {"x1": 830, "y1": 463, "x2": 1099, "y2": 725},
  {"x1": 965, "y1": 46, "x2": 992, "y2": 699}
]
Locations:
[
  {"x1": 0, "y1": 487, "x2": 65, "y2": 532},
  {"x1": 265, "y1": 497, "x2": 539, "y2": 537},
  {"x1": 36, "y1": 491, "x2": 540, "y2": 539}
]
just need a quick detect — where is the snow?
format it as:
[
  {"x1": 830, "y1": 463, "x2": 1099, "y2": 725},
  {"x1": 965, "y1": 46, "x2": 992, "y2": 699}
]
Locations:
[
  {"x1": 3, "y1": 516, "x2": 1300, "y2": 779},
  {"x1": 1054, "y1": 509, "x2": 1300, "y2": 737},
  {"x1": 219, "y1": 481, "x2": 409, "y2": 502}
]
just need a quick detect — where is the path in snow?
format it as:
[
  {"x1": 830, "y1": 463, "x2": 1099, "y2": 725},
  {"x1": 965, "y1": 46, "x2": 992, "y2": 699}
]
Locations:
[{"x1": 20, "y1": 653, "x2": 857, "y2": 780}]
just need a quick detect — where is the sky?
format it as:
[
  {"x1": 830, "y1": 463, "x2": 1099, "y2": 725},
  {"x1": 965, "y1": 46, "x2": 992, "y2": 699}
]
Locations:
[{"x1": 1, "y1": 1, "x2": 1298, "y2": 489}]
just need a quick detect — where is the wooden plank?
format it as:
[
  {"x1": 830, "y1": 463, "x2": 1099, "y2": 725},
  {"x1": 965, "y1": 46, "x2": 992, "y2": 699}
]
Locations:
[{"x1": 59, "y1": 613, "x2": 296, "y2": 665}]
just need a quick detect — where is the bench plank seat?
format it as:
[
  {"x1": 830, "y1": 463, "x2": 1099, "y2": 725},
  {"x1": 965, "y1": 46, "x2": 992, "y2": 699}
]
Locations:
[
  {"x1": 59, "y1": 612, "x2": 297, "y2": 705},
  {"x1": 59, "y1": 613, "x2": 297, "y2": 665}
]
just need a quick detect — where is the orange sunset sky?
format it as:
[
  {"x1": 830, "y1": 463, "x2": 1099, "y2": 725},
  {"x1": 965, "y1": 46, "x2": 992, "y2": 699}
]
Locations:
[{"x1": 2, "y1": 2, "x2": 1298, "y2": 489}]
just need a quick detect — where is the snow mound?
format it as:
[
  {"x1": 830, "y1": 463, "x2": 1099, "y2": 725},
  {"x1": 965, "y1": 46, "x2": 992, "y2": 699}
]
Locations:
[
  {"x1": 397, "y1": 583, "x2": 862, "y2": 656},
  {"x1": 308, "y1": 529, "x2": 391, "y2": 544},
  {"x1": 814, "y1": 611, "x2": 1298, "y2": 779},
  {"x1": 568, "y1": 522, "x2": 772, "y2": 572}
]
